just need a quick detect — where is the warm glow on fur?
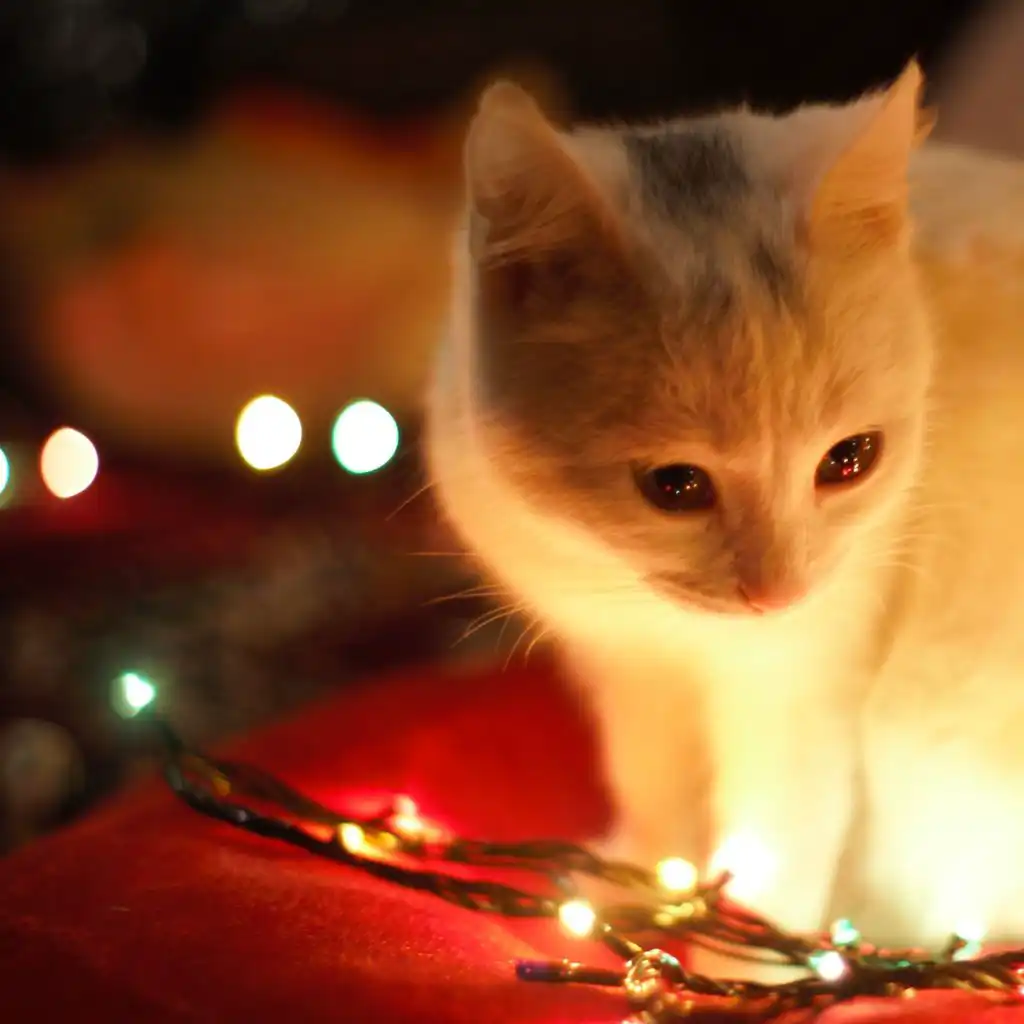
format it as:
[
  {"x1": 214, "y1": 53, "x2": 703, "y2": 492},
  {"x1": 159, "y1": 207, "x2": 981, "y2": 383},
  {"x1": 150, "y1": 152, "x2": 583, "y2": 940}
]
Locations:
[{"x1": 426, "y1": 63, "x2": 1024, "y2": 971}]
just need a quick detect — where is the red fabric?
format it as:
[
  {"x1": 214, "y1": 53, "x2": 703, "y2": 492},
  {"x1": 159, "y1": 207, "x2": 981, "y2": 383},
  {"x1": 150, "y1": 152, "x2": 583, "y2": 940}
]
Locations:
[{"x1": 0, "y1": 656, "x2": 1021, "y2": 1024}]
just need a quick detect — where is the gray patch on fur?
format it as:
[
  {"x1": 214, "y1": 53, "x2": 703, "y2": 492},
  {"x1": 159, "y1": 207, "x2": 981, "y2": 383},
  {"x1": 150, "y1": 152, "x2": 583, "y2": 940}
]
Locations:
[
  {"x1": 749, "y1": 236, "x2": 796, "y2": 307},
  {"x1": 625, "y1": 129, "x2": 749, "y2": 219},
  {"x1": 625, "y1": 127, "x2": 796, "y2": 308}
]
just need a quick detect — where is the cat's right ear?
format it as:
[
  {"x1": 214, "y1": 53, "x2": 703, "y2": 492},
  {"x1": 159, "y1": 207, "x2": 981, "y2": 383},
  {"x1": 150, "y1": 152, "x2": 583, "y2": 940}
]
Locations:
[
  {"x1": 464, "y1": 81, "x2": 623, "y2": 268},
  {"x1": 808, "y1": 61, "x2": 926, "y2": 248}
]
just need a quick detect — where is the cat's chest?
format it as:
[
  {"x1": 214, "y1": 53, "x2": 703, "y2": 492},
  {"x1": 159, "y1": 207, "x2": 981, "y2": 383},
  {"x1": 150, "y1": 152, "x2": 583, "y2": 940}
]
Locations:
[
  {"x1": 692, "y1": 616, "x2": 859, "y2": 699},
  {"x1": 614, "y1": 587, "x2": 875, "y2": 703}
]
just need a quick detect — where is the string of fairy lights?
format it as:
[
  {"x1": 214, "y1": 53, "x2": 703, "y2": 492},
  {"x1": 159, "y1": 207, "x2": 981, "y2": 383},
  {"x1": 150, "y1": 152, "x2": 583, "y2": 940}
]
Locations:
[
  {"x1": 0, "y1": 395, "x2": 400, "y2": 510},
  {"x1": 143, "y1": 701, "x2": 1024, "y2": 1022}
]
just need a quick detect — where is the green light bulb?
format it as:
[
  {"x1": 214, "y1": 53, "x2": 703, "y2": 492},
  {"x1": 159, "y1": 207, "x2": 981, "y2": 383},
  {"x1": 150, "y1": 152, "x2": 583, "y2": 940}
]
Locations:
[
  {"x1": 331, "y1": 400, "x2": 399, "y2": 475},
  {"x1": 112, "y1": 671, "x2": 158, "y2": 718},
  {"x1": 808, "y1": 949, "x2": 847, "y2": 981},
  {"x1": 830, "y1": 918, "x2": 860, "y2": 947}
]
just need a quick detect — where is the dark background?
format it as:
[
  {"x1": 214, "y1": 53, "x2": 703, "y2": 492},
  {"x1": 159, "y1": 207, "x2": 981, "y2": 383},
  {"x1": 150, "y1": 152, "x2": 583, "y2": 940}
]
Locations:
[{"x1": 0, "y1": 0, "x2": 993, "y2": 853}]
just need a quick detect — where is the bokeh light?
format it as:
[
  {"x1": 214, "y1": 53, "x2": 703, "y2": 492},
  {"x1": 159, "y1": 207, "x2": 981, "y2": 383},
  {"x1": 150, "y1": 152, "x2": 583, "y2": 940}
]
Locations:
[
  {"x1": 809, "y1": 950, "x2": 849, "y2": 982},
  {"x1": 331, "y1": 400, "x2": 400, "y2": 475},
  {"x1": 709, "y1": 830, "x2": 778, "y2": 905},
  {"x1": 235, "y1": 395, "x2": 303, "y2": 471},
  {"x1": 111, "y1": 671, "x2": 158, "y2": 718},
  {"x1": 40, "y1": 428, "x2": 99, "y2": 499},
  {"x1": 0, "y1": 445, "x2": 9, "y2": 500},
  {"x1": 339, "y1": 823, "x2": 368, "y2": 855},
  {"x1": 953, "y1": 919, "x2": 987, "y2": 959},
  {"x1": 557, "y1": 899, "x2": 597, "y2": 938},
  {"x1": 830, "y1": 918, "x2": 861, "y2": 946},
  {"x1": 656, "y1": 856, "x2": 698, "y2": 894}
]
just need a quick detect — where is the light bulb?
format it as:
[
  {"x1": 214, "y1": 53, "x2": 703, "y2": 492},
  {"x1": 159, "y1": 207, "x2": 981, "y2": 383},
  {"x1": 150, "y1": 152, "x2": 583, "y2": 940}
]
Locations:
[
  {"x1": 709, "y1": 830, "x2": 777, "y2": 904},
  {"x1": 809, "y1": 950, "x2": 848, "y2": 982},
  {"x1": 830, "y1": 918, "x2": 861, "y2": 947},
  {"x1": 111, "y1": 671, "x2": 157, "y2": 718},
  {"x1": 954, "y1": 920, "x2": 986, "y2": 944},
  {"x1": 0, "y1": 445, "x2": 9, "y2": 499},
  {"x1": 40, "y1": 427, "x2": 99, "y2": 498},
  {"x1": 656, "y1": 857, "x2": 698, "y2": 894},
  {"x1": 953, "y1": 920, "x2": 986, "y2": 960},
  {"x1": 235, "y1": 395, "x2": 302, "y2": 471},
  {"x1": 331, "y1": 400, "x2": 399, "y2": 475},
  {"x1": 391, "y1": 795, "x2": 424, "y2": 838},
  {"x1": 339, "y1": 823, "x2": 367, "y2": 854},
  {"x1": 558, "y1": 899, "x2": 597, "y2": 938}
]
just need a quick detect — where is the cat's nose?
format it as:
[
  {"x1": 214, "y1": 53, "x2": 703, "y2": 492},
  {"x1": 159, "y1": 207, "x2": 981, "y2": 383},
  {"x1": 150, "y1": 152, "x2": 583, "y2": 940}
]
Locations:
[{"x1": 739, "y1": 580, "x2": 806, "y2": 613}]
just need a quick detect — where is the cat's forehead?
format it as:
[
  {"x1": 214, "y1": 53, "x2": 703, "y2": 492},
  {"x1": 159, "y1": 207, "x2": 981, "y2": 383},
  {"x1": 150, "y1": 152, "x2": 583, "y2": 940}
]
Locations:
[
  {"x1": 624, "y1": 127, "x2": 750, "y2": 219},
  {"x1": 613, "y1": 122, "x2": 800, "y2": 310},
  {"x1": 474, "y1": 106, "x2": 918, "y2": 463}
]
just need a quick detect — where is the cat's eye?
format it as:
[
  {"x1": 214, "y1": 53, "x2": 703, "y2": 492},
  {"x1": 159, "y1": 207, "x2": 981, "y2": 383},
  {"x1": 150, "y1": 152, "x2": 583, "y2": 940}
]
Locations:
[
  {"x1": 815, "y1": 432, "x2": 883, "y2": 488},
  {"x1": 637, "y1": 464, "x2": 716, "y2": 512}
]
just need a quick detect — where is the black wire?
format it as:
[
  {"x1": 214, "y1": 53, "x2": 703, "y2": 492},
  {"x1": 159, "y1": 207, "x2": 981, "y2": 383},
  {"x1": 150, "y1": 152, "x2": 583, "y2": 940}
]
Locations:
[{"x1": 155, "y1": 715, "x2": 1024, "y2": 1021}]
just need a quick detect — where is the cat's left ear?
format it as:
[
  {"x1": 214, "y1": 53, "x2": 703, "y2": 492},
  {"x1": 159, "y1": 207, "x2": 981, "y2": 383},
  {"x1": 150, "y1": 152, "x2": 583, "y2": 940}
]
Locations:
[
  {"x1": 463, "y1": 81, "x2": 625, "y2": 266},
  {"x1": 809, "y1": 60, "x2": 928, "y2": 246}
]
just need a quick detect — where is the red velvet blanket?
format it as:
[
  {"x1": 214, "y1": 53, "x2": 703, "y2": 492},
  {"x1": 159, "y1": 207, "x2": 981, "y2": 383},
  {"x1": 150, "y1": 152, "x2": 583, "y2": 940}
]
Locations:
[{"x1": 1, "y1": 656, "x2": 1020, "y2": 1023}]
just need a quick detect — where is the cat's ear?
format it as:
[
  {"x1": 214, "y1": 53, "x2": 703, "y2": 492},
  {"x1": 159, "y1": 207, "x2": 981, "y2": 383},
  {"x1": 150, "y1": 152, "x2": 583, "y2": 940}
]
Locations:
[
  {"x1": 464, "y1": 81, "x2": 624, "y2": 268},
  {"x1": 809, "y1": 61, "x2": 927, "y2": 246}
]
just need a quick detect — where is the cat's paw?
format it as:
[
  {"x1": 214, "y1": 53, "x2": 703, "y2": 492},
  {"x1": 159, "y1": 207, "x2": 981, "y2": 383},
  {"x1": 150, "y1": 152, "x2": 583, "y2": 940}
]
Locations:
[
  {"x1": 583, "y1": 831, "x2": 806, "y2": 987},
  {"x1": 686, "y1": 943, "x2": 809, "y2": 986}
]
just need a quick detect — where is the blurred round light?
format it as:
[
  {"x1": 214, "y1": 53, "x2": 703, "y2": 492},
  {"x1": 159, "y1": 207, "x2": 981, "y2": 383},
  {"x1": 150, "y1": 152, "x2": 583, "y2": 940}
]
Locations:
[
  {"x1": 656, "y1": 856, "x2": 698, "y2": 894},
  {"x1": 112, "y1": 672, "x2": 157, "y2": 718},
  {"x1": 557, "y1": 899, "x2": 597, "y2": 938},
  {"x1": 0, "y1": 446, "x2": 9, "y2": 498},
  {"x1": 235, "y1": 395, "x2": 303, "y2": 471},
  {"x1": 40, "y1": 428, "x2": 99, "y2": 499},
  {"x1": 809, "y1": 950, "x2": 848, "y2": 982},
  {"x1": 331, "y1": 400, "x2": 400, "y2": 475}
]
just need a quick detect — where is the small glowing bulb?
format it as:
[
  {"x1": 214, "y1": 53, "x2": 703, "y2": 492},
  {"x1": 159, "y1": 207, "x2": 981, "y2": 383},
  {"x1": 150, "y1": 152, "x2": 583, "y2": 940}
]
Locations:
[
  {"x1": 339, "y1": 823, "x2": 367, "y2": 854},
  {"x1": 558, "y1": 899, "x2": 597, "y2": 938},
  {"x1": 709, "y1": 830, "x2": 777, "y2": 904},
  {"x1": 112, "y1": 671, "x2": 157, "y2": 718},
  {"x1": 953, "y1": 920, "x2": 986, "y2": 959},
  {"x1": 809, "y1": 950, "x2": 848, "y2": 982},
  {"x1": 0, "y1": 445, "x2": 9, "y2": 499},
  {"x1": 391, "y1": 795, "x2": 423, "y2": 838},
  {"x1": 40, "y1": 427, "x2": 99, "y2": 499},
  {"x1": 830, "y1": 918, "x2": 861, "y2": 947},
  {"x1": 331, "y1": 399, "x2": 400, "y2": 475},
  {"x1": 954, "y1": 920, "x2": 986, "y2": 944},
  {"x1": 656, "y1": 857, "x2": 698, "y2": 894},
  {"x1": 235, "y1": 395, "x2": 303, "y2": 471}
]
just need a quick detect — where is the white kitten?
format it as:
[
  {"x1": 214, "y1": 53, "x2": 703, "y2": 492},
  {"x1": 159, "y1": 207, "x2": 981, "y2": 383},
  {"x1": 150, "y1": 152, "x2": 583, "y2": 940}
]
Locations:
[{"x1": 426, "y1": 61, "x2": 1024, "y2": 965}]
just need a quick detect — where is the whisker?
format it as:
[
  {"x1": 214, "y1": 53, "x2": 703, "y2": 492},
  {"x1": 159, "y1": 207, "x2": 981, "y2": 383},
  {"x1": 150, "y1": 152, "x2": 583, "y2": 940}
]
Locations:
[
  {"x1": 386, "y1": 478, "x2": 438, "y2": 521},
  {"x1": 456, "y1": 603, "x2": 527, "y2": 645},
  {"x1": 496, "y1": 608, "x2": 520, "y2": 651},
  {"x1": 423, "y1": 584, "x2": 506, "y2": 607},
  {"x1": 503, "y1": 616, "x2": 537, "y2": 670},
  {"x1": 524, "y1": 624, "x2": 551, "y2": 663}
]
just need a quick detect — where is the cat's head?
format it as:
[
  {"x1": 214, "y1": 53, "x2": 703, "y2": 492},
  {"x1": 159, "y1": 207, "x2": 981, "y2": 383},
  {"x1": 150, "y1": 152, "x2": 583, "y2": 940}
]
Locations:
[{"x1": 460, "y1": 63, "x2": 934, "y2": 617}]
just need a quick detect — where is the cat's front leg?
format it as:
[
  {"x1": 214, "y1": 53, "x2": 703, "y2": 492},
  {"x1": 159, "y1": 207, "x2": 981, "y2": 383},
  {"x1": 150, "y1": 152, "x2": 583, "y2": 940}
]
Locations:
[
  {"x1": 694, "y1": 678, "x2": 859, "y2": 982},
  {"x1": 565, "y1": 644, "x2": 712, "y2": 879}
]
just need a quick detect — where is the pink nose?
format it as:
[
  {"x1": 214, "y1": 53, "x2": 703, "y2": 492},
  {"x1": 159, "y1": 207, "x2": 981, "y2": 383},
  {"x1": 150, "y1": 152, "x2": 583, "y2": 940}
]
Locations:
[{"x1": 739, "y1": 581, "x2": 806, "y2": 613}]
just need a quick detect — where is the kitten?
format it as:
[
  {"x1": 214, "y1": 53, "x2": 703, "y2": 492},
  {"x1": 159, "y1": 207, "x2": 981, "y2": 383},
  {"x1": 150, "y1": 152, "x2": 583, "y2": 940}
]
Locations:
[{"x1": 426, "y1": 60, "x2": 1024, "y2": 964}]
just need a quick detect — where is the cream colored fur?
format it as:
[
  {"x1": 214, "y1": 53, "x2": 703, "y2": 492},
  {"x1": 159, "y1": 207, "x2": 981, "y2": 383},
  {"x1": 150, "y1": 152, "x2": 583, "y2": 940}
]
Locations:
[{"x1": 426, "y1": 66, "x2": 1024, "y2": 966}]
